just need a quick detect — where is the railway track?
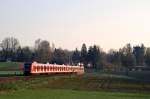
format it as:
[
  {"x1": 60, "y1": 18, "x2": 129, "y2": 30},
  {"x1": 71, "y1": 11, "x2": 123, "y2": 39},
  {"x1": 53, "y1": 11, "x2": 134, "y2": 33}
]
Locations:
[{"x1": 0, "y1": 73, "x2": 80, "y2": 83}]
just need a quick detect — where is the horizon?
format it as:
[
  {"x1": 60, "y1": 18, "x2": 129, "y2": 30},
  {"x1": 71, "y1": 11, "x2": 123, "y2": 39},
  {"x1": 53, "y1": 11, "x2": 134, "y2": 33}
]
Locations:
[{"x1": 0, "y1": 0, "x2": 150, "y2": 51}]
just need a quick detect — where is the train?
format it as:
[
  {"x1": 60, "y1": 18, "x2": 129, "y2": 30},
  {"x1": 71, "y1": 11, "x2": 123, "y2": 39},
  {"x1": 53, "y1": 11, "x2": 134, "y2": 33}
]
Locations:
[{"x1": 24, "y1": 62, "x2": 84, "y2": 75}]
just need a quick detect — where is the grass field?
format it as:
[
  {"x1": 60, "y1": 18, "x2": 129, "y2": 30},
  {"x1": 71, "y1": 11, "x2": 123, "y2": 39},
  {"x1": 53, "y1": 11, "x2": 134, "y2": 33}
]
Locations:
[
  {"x1": 0, "y1": 62, "x2": 23, "y2": 71},
  {"x1": 0, "y1": 76, "x2": 150, "y2": 99},
  {"x1": 0, "y1": 62, "x2": 150, "y2": 99},
  {"x1": 0, "y1": 62, "x2": 23, "y2": 76},
  {"x1": 0, "y1": 71, "x2": 23, "y2": 75},
  {"x1": 0, "y1": 89, "x2": 150, "y2": 99}
]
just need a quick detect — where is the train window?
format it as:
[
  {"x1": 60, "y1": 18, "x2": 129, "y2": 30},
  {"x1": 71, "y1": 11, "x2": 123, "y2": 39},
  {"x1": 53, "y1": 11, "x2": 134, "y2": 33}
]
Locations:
[
  {"x1": 54, "y1": 67, "x2": 56, "y2": 71},
  {"x1": 52, "y1": 66, "x2": 54, "y2": 71},
  {"x1": 41, "y1": 66, "x2": 43, "y2": 71},
  {"x1": 33, "y1": 66, "x2": 36, "y2": 71},
  {"x1": 39, "y1": 66, "x2": 41, "y2": 71},
  {"x1": 56, "y1": 67, "x2": 57, "y2": 71},
  {"x1": 40, "y1": 66, "x2": 42, "y2": 71},
  {"x1": 46, "y1": 66, "x2": 48, "y2": 71},
  {"x1": 36, "y1": 66, "x2": 37, "y2": 71},
  {"x1": 50, "y1": 66, "x2": 51, "y2": 71},
  {"x1": 49, "y1": 66, "x2": 51, "y2": 71},
  {"x1": 63, "y1": 67, "x2": 65, "y2": 71},
  {"x1": 45, "y1": 66, "x2": 47, "y2": 71},
  {"x1": 55, "y1": 67, "x2": 57, "y2": 71},
  {"x1": 24, "y1": 63, "x2": 32, "y2": 71},
  {"x1": 24, "y1": 63, "x2": 32, "y2": 68},
  {"x1": 47, "y1": 66, "x2": 48, "y2": 71},
  {"x1": 52, "y1": 66, "x2": 53, "y2": 71},
  {"x1": 38, "y1": 66, "x2": 40, "y2": 71},
  {"x1": 47, "y1": 66, "x2": 49, "y2": 71},
  {"x1": 37, "y1": 66, "x2": 40, "y2": 71},
  {"x1": 36, "y1": 66, "x2": 38, "y2": 71},
  {"x1": 44, "y1": 66, "x2": 46, "y2": 71},
  {"x1": 32, "y1": 66, "x2": 35, "y2": 71},
  {"x1": 53, "y1": 66, "x2": 55, "y2": 71},
  {"x1": 55, "y1": 67, "x2": 58, "y2": 71}
]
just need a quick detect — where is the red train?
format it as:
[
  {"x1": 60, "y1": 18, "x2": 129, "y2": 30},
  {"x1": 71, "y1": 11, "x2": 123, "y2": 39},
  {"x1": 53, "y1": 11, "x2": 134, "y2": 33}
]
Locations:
[{"x1": 24, "y1": 62, "x2": 84, "y2": 75}]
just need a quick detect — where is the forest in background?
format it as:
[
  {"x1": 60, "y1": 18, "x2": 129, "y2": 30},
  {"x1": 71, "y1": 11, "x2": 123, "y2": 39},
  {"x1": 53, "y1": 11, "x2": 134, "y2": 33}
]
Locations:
[{"x1": 0, "y1": 37, "x2": 150, "y2": 71}]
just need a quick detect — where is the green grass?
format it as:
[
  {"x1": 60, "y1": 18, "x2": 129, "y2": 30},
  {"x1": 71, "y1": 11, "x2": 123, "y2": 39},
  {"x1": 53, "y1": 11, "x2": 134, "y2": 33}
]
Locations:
[
  {"x1": 0, "y1": 62, "x2": 23, "y2": 76},
  {"x1": 0, "y1": 62, "x2": 150, "y2": 98},
  {"x1": 0, "y1": 71, "x2": 23, "y2": 75},
  {"x1": 0, "y1": 75, "x2": 150, "y2": 99},
  {"x1": 0, "y1": 62, "x2": 23, "y2": 71},
  {"x1": 0, "y1": 89, "x2": 149, "y2": 99},
  {"x1": 0, "y1": 76, "x2": 150, "y2": 92}
]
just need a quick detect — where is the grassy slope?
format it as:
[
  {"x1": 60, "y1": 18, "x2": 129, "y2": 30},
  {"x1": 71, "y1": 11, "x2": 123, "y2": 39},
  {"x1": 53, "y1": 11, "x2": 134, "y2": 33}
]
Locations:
[
  {"x1": 0, "y1": 76, "x2": 150, "y2": 99},
  {"x1": 1, "y1": 76, "x2": 150, "y2": 92},
  {"x1": 0, "y1": 89, "x2": 150, "y2": 99}
]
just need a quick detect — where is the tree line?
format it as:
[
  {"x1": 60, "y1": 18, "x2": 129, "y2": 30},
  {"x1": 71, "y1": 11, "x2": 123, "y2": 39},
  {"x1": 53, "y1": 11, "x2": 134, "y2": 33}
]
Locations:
[{"x1": 0, "y1": 37, "x2": 150, "y2": 71}]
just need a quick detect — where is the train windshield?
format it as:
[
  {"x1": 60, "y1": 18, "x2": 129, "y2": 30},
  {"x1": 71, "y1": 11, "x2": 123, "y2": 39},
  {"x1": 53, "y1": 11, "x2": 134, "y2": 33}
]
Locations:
[
  {"x1": 24, "y1": 62, "x2": 32, "y2": 72},
  {"x1": 24, "y1": 63, "x2": 32, "y2": 68},
  {"x1": 24, "y1": 62, "x2": 32, "y2": 75}
]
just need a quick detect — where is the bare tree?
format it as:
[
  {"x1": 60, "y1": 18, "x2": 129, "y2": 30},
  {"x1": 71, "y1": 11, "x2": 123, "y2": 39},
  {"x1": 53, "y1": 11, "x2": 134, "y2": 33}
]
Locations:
[
  {"x1": 34, "y1": 39, "x2": 52, "y2": 63},
  {"x1": 0, "y1": 37, "x2": 20, "y2": 61}
]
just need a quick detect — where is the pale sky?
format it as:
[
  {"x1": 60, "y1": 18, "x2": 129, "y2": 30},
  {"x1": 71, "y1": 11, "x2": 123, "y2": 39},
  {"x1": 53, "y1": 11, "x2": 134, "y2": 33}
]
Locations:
[{"x1": 0, "y1": 0, "x2": 150, "y2": 51}]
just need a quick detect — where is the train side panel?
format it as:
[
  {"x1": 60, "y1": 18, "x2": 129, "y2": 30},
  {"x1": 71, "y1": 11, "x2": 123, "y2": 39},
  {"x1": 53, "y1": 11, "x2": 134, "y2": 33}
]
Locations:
[{"x1": 24, "y1": 62, "x2": 84, "y2": 75}]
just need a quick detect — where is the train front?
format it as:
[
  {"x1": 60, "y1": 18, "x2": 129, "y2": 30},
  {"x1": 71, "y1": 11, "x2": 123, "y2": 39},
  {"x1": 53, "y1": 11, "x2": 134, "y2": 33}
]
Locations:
[{"x1": 24, "y1": 62, "x2": 32, "y2": 75}]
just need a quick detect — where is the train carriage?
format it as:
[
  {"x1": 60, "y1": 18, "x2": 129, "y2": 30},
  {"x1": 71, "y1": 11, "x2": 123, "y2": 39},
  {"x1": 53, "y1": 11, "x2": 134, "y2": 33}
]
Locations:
[{"x1": 24, "y1": 62, "x2": 84, "y2": 75}]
